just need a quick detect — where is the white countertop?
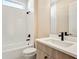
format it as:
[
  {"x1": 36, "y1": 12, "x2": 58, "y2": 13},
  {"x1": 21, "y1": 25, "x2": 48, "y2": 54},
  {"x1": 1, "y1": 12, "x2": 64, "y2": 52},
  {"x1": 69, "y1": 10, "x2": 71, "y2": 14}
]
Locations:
[
  {"x1": 65, "y1": 44, "x2": 77, "y2": 57},
  {"x1": 36, "y1": 37, "x2": 77, "y2": 58}
]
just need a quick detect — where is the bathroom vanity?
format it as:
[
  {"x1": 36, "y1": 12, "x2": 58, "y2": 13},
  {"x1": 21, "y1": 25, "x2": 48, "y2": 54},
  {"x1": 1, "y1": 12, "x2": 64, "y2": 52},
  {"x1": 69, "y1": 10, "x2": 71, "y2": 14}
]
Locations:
[{"x1": 36, "y1": 37, "x2": 77, "y2": 59}]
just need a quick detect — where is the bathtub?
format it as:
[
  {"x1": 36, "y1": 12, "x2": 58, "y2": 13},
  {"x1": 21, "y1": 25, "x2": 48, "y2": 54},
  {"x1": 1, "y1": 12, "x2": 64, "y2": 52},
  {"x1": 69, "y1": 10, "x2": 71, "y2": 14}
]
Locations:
[{"x1": 2, "y1": 42, "x2": 34, "y2": 59}]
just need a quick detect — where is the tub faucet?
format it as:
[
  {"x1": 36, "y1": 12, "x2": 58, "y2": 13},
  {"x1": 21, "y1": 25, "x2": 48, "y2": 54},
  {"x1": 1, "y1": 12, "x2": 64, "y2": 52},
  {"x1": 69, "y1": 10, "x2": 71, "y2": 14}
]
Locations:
[{"x1": 58, "y1": 32, "x2": 64, "y2": 41}]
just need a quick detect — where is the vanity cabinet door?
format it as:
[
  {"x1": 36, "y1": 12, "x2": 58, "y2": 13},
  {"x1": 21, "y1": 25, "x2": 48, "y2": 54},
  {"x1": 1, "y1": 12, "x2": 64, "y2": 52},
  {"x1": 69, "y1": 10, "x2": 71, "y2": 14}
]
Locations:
[
  {"x1": 36, "y1": 42, "x2": 76, "y2": 59},
  {"x1": 54, "y1": 50, "x2": 76, "y2": 59},
  {"x1": 37, "y1": 50, "x2": 50, "y2": 59}
]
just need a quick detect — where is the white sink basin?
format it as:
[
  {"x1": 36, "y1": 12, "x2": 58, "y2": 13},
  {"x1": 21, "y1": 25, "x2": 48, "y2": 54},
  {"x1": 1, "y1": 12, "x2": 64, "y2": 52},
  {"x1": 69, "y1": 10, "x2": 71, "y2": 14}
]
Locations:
[{"x1": 45, "y1": 39, "x2": 74, "y2": 48}]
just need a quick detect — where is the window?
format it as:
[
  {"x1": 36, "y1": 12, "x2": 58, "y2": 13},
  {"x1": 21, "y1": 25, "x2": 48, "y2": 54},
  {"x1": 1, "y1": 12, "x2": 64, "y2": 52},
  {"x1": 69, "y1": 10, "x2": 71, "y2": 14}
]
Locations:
[{"x1": 3, "y1": 0, "x2": 25, "y2": 9}]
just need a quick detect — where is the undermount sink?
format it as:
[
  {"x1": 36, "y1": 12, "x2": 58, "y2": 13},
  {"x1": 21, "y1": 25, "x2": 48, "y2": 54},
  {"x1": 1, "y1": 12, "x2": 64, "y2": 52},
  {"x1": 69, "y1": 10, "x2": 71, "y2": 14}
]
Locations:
[{"x1": 45, "y1": 39, "x2": 74, "y2": 48}]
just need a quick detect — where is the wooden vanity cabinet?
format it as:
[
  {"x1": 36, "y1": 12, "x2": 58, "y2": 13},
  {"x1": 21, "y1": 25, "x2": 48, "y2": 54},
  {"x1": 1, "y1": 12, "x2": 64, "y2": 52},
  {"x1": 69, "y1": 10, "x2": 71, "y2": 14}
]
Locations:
[
  {"x1": 36, "y1": 41, "x2": 76, "y2": 59},
  {"x1": 54, "y1": 50, "x2": 76, "y2": 59},
  {"x1": 37, "y1": 50, "x2": 50, "y2": 59}
]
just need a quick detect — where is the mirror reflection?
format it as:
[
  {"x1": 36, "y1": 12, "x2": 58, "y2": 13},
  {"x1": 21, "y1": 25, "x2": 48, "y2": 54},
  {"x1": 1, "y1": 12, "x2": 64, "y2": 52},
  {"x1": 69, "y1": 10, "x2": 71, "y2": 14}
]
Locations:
[{"x1": 50, "y1": 0, "x2": 77, "y2": 36}]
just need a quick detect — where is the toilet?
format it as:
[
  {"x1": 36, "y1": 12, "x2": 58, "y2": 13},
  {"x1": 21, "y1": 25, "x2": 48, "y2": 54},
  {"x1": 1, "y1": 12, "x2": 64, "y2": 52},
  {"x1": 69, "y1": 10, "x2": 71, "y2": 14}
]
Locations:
[
  {"x1": 23, "y1": 47, "x2": 37, "y2": 59},
  {"x1": 23, "y1": 40, "x2": 37, "y2": 59}
]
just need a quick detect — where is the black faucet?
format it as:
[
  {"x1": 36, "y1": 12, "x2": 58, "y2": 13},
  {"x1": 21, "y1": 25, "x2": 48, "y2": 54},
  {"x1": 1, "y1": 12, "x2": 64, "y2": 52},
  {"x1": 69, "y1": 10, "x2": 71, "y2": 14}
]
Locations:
[{"x1": 58, "y1": 32, "x2": 64, "y2": 41}]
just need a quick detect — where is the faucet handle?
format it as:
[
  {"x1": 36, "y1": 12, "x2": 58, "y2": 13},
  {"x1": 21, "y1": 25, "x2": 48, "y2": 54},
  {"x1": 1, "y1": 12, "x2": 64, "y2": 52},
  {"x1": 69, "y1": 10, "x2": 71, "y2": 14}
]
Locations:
[
  {"x1": 58, "y1": 34, "x2": 62, "y2": 37},
  {"x1": 65, "y1": 32, "x2": 72, "y2": 36}
]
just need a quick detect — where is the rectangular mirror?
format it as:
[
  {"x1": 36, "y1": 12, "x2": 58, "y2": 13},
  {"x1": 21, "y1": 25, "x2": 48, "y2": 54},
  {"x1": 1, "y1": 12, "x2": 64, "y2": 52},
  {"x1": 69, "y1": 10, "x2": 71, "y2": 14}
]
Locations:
[{"x1": 50, "y1": 0, "x2": 77, "y2": 36}]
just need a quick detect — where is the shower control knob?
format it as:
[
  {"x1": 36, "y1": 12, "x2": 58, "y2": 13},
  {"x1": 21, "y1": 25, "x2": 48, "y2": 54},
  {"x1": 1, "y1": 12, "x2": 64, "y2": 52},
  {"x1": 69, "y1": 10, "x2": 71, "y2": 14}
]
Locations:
[
  {"x1": 26, "y1": 39, "x2": 30, "y2": 41},
  {"x1": 26, "y1": 11, "x2": 31, "y2": 14}
]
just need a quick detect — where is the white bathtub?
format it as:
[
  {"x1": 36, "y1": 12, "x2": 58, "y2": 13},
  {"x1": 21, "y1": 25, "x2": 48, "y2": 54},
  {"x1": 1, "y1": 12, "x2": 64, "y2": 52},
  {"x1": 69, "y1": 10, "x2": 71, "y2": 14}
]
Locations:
[{"x1": 2, "y1": 42, "x2": 34, "y2": 59}]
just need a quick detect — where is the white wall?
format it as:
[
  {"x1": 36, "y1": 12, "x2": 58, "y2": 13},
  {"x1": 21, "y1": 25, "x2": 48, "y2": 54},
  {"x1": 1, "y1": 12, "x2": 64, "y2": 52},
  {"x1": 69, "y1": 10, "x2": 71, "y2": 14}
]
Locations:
[
  {"x1": 3, "y1": 5, "x2": 26, "y2": 46},
  {"x1": 26, "y1": 12, "x2": 35, "y2": 45},
  {"x1": 2, "y1": 2, "x2": 35, "y2": 49},
  {"x1": 36, "y1": 0, "x2": 50, "y2": 38}
]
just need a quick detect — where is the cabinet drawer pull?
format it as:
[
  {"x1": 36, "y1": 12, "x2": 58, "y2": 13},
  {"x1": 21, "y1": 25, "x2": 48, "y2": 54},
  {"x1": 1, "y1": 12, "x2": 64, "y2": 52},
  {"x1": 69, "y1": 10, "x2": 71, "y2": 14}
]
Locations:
[{"x1": 44, "y1": 56, "x2": 48, "y2": 59}]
